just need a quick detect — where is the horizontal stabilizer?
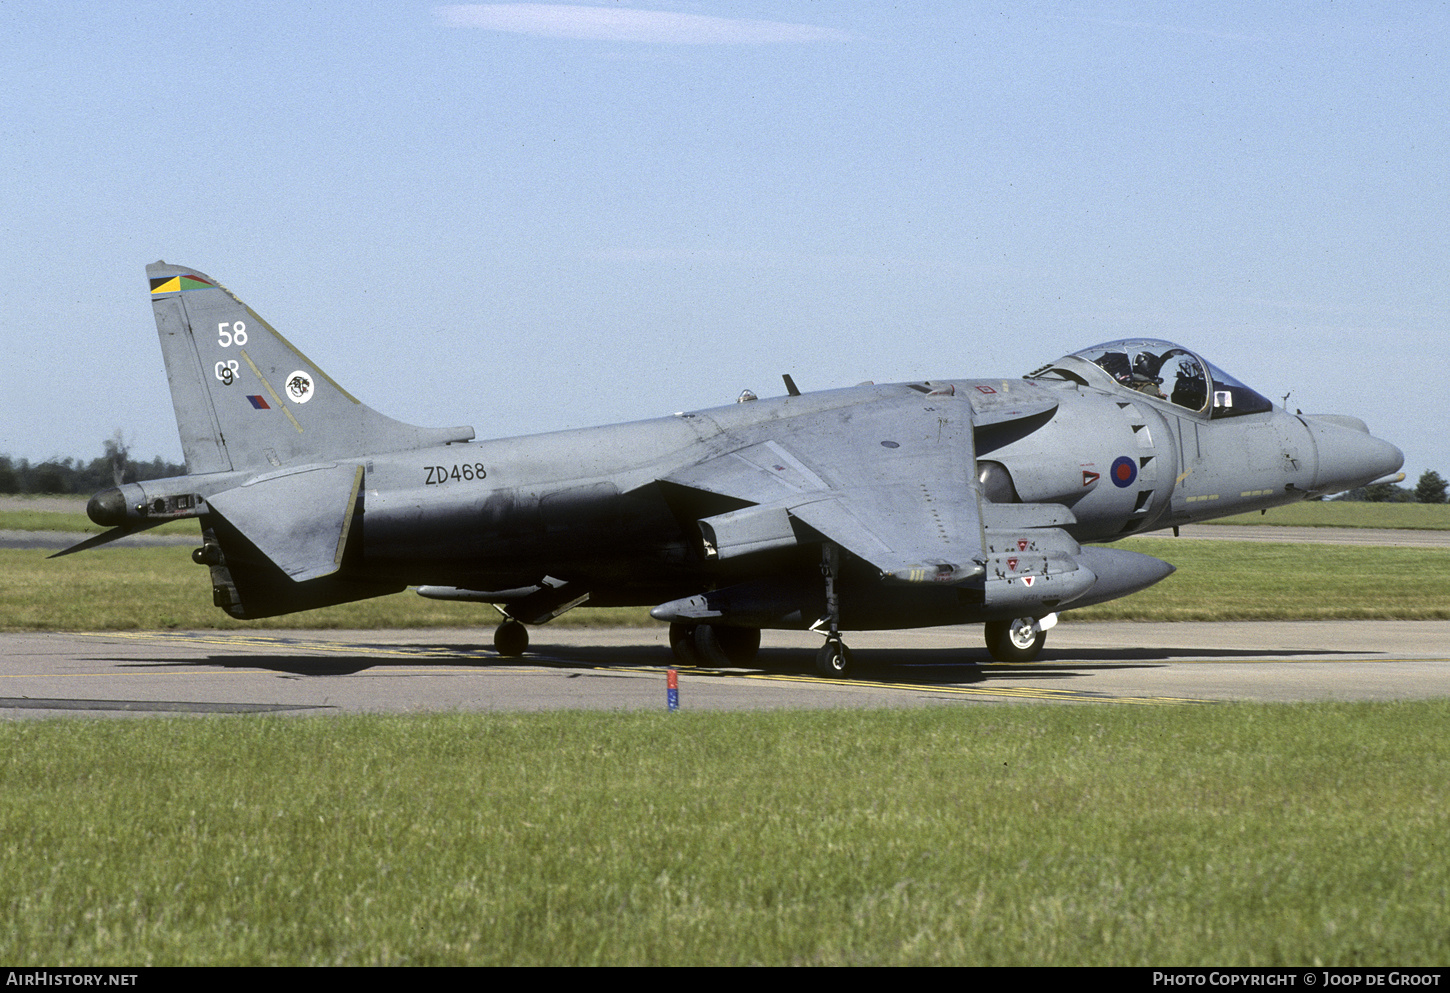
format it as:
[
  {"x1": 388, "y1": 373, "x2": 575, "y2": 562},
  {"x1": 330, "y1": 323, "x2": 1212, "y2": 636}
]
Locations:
[{"x1": 206, "y1": 464, "x2": 364, "y2": 582}]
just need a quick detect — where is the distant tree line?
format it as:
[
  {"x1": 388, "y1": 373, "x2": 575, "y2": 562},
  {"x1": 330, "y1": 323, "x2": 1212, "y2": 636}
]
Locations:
[
  {"x1": 3, "y1": 436, "x2": 1446, "y2": 506},
  {"x1": 1334, "y1": 470, "x2": 1447, "y2": 504},
  {"x1": 0, "y1": 435, "x2": 186, "y2": 495}
]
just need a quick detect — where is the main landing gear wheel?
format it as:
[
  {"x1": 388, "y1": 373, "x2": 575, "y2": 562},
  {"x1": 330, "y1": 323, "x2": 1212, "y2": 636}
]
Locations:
[
  {"x1": 694, "y1": 625, "x2": 761, "y2": 666},
  {"x1": 494, "y1": 618, "x2": 529, "y2": 657},
  {"x1": 815, "y1": 639, "x2": 854, "y2": 678},
  {"x1": 669, "y1": 623, "x2": 702, "y2": 666},
  {"x1": 670, "y1": 623, "x2": 761, "y2": 666},
  {"x1": 984, "y1": 617, "x2": 1046, "y2": 663}
]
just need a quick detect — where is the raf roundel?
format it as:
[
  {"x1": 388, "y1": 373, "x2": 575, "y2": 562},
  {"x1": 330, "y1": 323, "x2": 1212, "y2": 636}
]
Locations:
[
  {"x1": 285, "y1": 370, "x2": 315, "y2": 404},
  {"x1": 1110, "y1": 455, "x2": 1137, "y2": 488}
]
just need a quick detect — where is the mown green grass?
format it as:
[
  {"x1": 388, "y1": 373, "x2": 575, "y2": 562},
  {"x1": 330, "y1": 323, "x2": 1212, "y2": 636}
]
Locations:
[
  {"x1": 8, "y1": 497, "x2": 1448, "y2": 535},
  {"x1": 1208, "y1": 501, "x2": 1450, "y2": 530},
  {"x1": 1, "y1": 704, "x2": 1446, "y2": 965},
  {"x1": 0, "y1": 510, "x2": 197, "y2": 535},
  {"x1": 1078, "y1": 538, "x2": 1450, "y2": 621},
  {"x1": 6, "y1": 537, "x2": 1448, "y2": 631},
  {"x1": 0, "y1": 548, "x2": 651, "y2": 631}
]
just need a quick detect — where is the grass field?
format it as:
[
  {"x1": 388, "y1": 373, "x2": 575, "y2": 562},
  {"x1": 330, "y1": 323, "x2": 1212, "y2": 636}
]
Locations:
[
  {"x1": 2, "y1": 704, "x2": 1445, "y2": 966},
  {"x1": 5, "y1": 499, "x2": 1449, "y2": 967},
  {"x1": 9, "y1": 494, "x2": 1449, "y2": 534},
  {"x1": 5, "y1": 534, "x2": 1449, "y2": 631},
  {"x1": 1207, "y1": 501, "x2": 1450, "y2": 530}
]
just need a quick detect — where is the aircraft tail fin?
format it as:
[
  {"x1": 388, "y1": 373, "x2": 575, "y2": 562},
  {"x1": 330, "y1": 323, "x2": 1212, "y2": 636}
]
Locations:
[{"x1": 146, "y1": 261, "x2": 473, "y2": 474}]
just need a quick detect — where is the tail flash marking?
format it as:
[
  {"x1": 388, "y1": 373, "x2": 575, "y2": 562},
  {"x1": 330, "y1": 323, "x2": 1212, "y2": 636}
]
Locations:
[{"x1": 150, "y1": 274, "x2": 215, "y2": 294}]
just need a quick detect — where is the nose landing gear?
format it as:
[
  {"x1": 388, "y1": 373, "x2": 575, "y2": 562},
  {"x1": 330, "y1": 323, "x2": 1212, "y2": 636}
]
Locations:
[
  {"x1": 983, "y1": 614, "x2": 1054, "y2": 663},
  {"x1": 811, "y1": 543, "x2": 856, "y2": 678}
]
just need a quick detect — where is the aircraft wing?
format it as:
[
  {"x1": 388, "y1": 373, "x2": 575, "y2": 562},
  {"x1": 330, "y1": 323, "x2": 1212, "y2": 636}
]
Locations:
[{"x1": 664, "y1": 389, "x2": 986, "y2": 583}]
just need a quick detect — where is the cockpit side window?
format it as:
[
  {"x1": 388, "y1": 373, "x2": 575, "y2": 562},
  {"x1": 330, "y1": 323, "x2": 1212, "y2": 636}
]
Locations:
[
  {"x1": 1164, "y1": 354, "x2": 1208, "y2": 411},
  {"x1": 1204, "y1": 364, "x2": 1274, "y2": 419}
]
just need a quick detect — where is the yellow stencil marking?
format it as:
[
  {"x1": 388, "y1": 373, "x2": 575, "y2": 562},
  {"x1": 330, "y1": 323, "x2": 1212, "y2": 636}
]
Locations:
[{"x1": 239, "y1": 349, "x2": 303, "y2": 433}]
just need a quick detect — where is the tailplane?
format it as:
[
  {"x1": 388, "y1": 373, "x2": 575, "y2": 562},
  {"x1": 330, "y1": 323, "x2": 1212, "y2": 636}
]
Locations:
[{"x1": 147, "y1": 261, "x2": 473, "y2": 473}]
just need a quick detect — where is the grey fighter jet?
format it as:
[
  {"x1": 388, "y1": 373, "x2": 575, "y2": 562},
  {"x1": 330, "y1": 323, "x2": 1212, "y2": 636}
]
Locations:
[{"x1": 63, "y1": 263, "x2": 1405, "y2": 675}]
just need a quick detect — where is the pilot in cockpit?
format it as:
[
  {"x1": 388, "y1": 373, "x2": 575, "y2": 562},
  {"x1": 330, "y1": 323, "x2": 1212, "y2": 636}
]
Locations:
[{"x1": 1128, "y1": 351, "x2": 1169, "y2": 399}]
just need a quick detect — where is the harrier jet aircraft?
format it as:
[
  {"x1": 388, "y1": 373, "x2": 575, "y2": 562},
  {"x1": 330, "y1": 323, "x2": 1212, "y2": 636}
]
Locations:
[{"x1": 62, "y1": 262, "x2": 1404, "y2": 676}]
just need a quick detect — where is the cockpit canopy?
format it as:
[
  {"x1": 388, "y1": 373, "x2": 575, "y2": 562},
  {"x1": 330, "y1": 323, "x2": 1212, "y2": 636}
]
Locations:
[{"x1": 1029, "y1": 339, "x2": 1274, "y2": 419}]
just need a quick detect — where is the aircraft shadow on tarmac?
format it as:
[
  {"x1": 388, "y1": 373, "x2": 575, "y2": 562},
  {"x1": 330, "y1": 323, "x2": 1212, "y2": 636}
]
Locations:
[
  {"x1": 110, "y1": 641, "x2": 1365, "y2": 685},
  {"x1": 114, "y1": 656, "x2": 407, "y2": 677}
]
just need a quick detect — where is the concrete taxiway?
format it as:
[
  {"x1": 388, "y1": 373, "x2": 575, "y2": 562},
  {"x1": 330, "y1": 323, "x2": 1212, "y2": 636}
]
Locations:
[{"x1": 4, "y1": 621, "x2": 1449, "y2": 718}]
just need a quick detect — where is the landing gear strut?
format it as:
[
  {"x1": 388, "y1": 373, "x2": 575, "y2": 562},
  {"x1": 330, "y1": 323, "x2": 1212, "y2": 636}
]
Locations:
[
  {"x1": 984, "y1": 616, "x2": 1048, "y2": 663},
  {"x1": 813, "y1": 543, "x2": 854, "y2": 678}
]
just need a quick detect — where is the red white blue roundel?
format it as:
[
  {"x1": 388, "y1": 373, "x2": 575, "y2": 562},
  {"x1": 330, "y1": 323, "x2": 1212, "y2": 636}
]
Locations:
[{"x1": 1110, "y1": 456, "x2": 1137, "y2": 488}]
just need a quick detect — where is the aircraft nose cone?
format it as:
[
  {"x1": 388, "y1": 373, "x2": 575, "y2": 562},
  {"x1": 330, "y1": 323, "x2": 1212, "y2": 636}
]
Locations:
[
  {"x1": 1302, "y1": 416, "x2": 1404, "y2": 495},
  {"x1": 87, "y1": 488, "x2": 126, "y2": 526}
]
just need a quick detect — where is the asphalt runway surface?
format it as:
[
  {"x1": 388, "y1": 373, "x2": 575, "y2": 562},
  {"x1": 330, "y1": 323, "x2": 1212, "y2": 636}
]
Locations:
[{"x1": 5, "y1": 621, "x2": 1450, "y2": 718}]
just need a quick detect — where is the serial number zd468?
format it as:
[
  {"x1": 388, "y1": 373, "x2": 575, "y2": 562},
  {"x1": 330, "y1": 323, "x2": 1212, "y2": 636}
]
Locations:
[{"x1": 425, "y1": 463, "x2": 488, "y2": 485}]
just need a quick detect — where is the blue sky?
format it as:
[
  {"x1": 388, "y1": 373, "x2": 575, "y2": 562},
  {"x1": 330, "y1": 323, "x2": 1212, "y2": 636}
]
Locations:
[{"x1": 2, "y1": 2, "x2": 1445, "y2": 483}]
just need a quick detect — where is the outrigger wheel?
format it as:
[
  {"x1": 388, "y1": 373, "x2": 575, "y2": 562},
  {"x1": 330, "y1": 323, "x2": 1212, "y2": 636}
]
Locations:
[
  {"x1": 494, "y1": 618, "x2": 529, "y2": 657},
  {"x1": 984, "y1": 617, "x2": 1047, "y2": 663}
]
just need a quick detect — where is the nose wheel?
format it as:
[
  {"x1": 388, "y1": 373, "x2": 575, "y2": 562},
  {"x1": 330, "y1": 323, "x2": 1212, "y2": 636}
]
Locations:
[
  {"x1": 815, "y1": 637, "x2": 854, "y2": 677},
  {"x1": 984, "y1": 616, "x2": 1048, "y2": 663}
]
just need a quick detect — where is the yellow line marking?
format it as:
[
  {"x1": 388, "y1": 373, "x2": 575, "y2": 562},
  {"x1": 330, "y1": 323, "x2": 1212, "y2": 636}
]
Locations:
[
  {"x1": 335, "y1": 466, "x2": 365, "y2": 566},
  {"x1": 245, "y1": 305, "x2": 361, "y2": 405},
  {"x1": 73, "y1": 633, "x2": 1231, "y2": 705},
  {"x1": 239, "y1": 349, "x2": 303, "y2": 433}
]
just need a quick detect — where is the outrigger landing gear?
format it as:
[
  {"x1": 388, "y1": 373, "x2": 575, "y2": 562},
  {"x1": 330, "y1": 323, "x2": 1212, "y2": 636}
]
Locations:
[
  {"x1": 494, "y1": 618, "x2": 529, "y2": 657},
  {"x1": 813, "y1": 543, "x2": 854, "y2": 678}
]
